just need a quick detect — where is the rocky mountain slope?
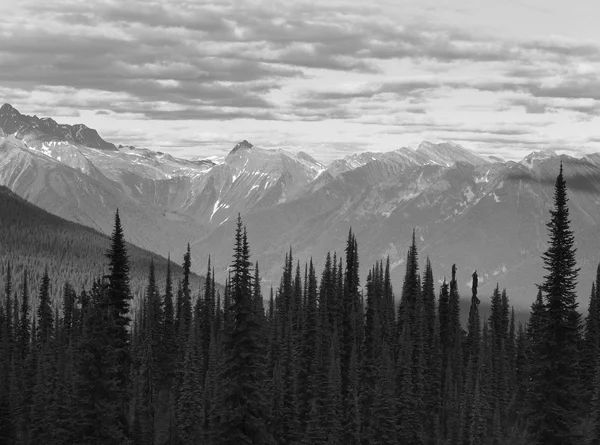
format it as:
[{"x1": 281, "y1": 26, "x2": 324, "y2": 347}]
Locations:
[{"x1": 1, "y1": 103, "x2": 600, "y2": 309}]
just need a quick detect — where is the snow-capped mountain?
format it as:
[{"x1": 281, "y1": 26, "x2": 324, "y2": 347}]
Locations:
[
  {"x1": 0, "y1": 103, "x2": 117, "y2": 151},
  {"x1": 2, "y1": 103, "x2": 600, "y2": 308},
  {"x1": 416, "y1": 141, "x2": 492, "y2": 166}
]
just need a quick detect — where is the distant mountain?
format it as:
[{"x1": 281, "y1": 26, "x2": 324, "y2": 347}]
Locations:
[
  {"x1": 0, "y1": 127, "x2": 204, "y2": 269},
  {"x1": 416, "y1": 141, "x2": 492, "y2": 166},
  {"x1": 0, "y1": 185, "x2": 208, "y2": 309},
  {"x1": 2, "y1": 103, "x2": 600, "y2": 310},
  {"x1": 0, "y1": 103, "x2": 117, "y2": 151}
]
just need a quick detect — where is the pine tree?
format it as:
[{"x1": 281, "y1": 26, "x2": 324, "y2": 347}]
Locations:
[
  {"x1": 360, "y1": 268, "x2": 381, "y2": 442},
  {"x1": 176, "y1": 332, "x2": 204, "y2": 444},
  {"x1": 14, "y1": 270, "x2": 32, "y2": 442},
  {"x1": 324, "y1": 328, "x2": 343, "y2": 445},
  {"x1": 461, "y1": 271, "x2": 481, "y2": 444},
  {"x1": 105, "y1": 210, "x2": 133, "y2": 436},
  {"x1": 161, "y1": 254, "x2": 177, "y2": 385},
  {"x1": 62, "y1": 281, "x2": 76, "y2": 346},
  {"x1": 370, "y1": 344, "x2": 397, "y2": 444},
  {"x1": 583, "y1": 270, "x2": 600, "y2": 407},
  {"x1": 298, "y1": 259, "x2": 318, "y2": 431},
  {"x1": 133, "y1": 259, "x2": 163, "y2": 445},
  {"x1": 37, "y1": 267, "x2": 54, "y2": 345},
  {"x1": 18, "y1": 270, "x2": 30, "y2": 361},
  {"x1": 0, "y1": 263, "x2": 13, "y2": 443},
  {"x1": 202, "y1": 256, "x2": 215, "y2": 380},
  {"x1": 179, "y1": 244, "x2": 193, "y2": 344},
  {"x1": 342, "y1": 229, "x2": 360, "y2": 439},
  {"x1": 527, "y1": 162, "x2": 582, "y2": 445},
  {"x1": 218, "y1": 215, "x2": 274, "y2": 444},
  {"x1": 343, "y1": 343, "x2": 361, "y2": 445},
  {"x1": 71, "y1": 280, "x2": 124, "y2": 444},
  {"x1": 397, "y1": 323, "x2": 420, "y2": 444}
]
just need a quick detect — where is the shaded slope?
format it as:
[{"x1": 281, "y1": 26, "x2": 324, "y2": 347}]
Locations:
[{"x1": 0, "y1": 186, "x2": 207, "y2": 309}]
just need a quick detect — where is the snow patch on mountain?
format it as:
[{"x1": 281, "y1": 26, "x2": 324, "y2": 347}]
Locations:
[{"x1": 520, "y1": 150, "x2": 558, "y2": 169}]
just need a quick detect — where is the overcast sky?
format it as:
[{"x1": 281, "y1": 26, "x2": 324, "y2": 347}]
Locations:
[{"x1": 4, "y1": 0, "x2": 600, "y2": 162}]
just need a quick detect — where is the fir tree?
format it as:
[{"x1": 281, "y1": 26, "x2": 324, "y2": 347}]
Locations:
[
  {"x1": 71, "y1": 281, "x2": 125, "y2": 443},
  {"x1": 298, "y1": 259, "x2": 318, "y2": 430},
  {"x1": 0, "y1": 263, "x2": 13, "y2": 443},
  {"x1": 105, "y1": 210, "x2": 133, "y2": 436},
  {"x1": 528, "y1": 163, "x2": 582, "y2": 445},
  {"x1": 161, "y1": 254, "x2": 177, "y2": 385},
  {"x1": 360, "y1": 269, "x2": 381, "y2": 442},
  {"x1": 176, "y1": 332, "x2": 204, "y2": 444},
  {"x1": 324, "y1": 328, "x2": 343, "y2": 445},
  {"x1": 583, "y1": 271, "x2": 600, "y2": 407},
  {"x1": 179, "y1": 244, "x2": 193, "y2": 344},
  {"x1": 370, "y1": 344, "x2": 397, "y2": 445},
  {"x1": 37, "y1": 268, "x2": 54, "y2": 345},
  {"x1": 218, "y1": 215, "x2": 273, "y2": 444}
]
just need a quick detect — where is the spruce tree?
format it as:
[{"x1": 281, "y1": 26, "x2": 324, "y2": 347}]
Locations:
[
  {"x1": 583, "y1": 271, "x2": 600, "y2": 407},
  {"x1": 37, "y1": 268, "x2": 54, "y2": 345},
  {"x1": 179, "y1": 244, "x2": 193, "y2": 344},
  {"x1": 0, "y1": 263, "x2": 13, "y2": 443},
  {"x1": 176, "y1": 332, "x2": 204, "y2": 444},
  {"x1": 218, "y1": 215, "x2": 273, "y2": 444},
  {"x1": 527, "y1": 162, "x2": 582, "y2": 445},
  {"x1": 161, "y1": 254, "x2": 176, "y2": 385},
  {"x1": 298, "y1": 259, "x2": 318, "y2": 431},
  {"x1": 71, "y1": 281, "x2": 124, "y2": 443},
  {"x1": 370, "y1": 344, "x2": 397, "y2": 445},
  {"x1": 360, "y1": 269, "x2": 381, "y2": 442},
  {"x1": 105, "y1": 210, "x2": 133, "y2": 436}
]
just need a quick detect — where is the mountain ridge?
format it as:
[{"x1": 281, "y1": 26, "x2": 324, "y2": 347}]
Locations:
[
  {"x1": 2, "y1": 104, "x2": 600, "y2": 308},
  {"x1": 0, "y1": 103, "x2": 117, "y2": 151}
]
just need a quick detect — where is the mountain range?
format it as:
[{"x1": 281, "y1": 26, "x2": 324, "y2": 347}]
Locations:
[{"x1": 2, "y1": 103, "x2": 600, "y2": 309}]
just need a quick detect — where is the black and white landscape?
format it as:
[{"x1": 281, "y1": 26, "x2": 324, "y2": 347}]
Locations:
[
  {"x1": 2, "y1": 1, "x2": 600, "y2": 444},
  {"x1": 2, "y1": 103, "x2": 600, "y2": 306}
]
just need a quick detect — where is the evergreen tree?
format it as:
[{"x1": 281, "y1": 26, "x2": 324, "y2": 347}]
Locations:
[
  {"x1": 218, "y1": 215, "x2": 273, "y2": 444},
  {"x1": 71, "y1": 281, "x2": 125, "y2": 443},
  {"x1": 527, "y1": 163, "x2": 582, "y2": 445},
  {"x1": 342, "y1": 229, "x2": 360, "y2": 438},
  {"x1": 161, "y1": 254, "x2": 177, "y2": 385},
  {"x1": 179, "y1": 244, "x2": 193, "y2": 344},
  {"x1": 176, "y1": 332, "x2": 204, "y2": 444},
  {"x1": 324, "y1": 328, "x2": 343, "y2": 445},
  {"x1": 105, "y1": 210, "x2": 133, "y2": 436},
  {"x1": 0, "y1": 263, "x2": 13, "y2": 443},
  {"x1": 370, "y1": 344, "x2": 397, "y2": 445},
  {"x1": 461, "y1": 271, "x2": 481, "y2": 444},
  {"x1": 360, "y1": 269, "x2": 381, "y2": 442},
  {"x1": 298, "y1": 259, "x2": 318, "y2": 431},
  {"x1": 36, "y1": 268, "x2": 54, "y2": 345},
  {"x1": 583, "y1": 270, "x2": 600, "y2": 407}
]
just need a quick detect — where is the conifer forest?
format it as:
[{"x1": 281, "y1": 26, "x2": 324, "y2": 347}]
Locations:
[{"x1": 1, "y1": 165, "x2": 599, "y2": 445}]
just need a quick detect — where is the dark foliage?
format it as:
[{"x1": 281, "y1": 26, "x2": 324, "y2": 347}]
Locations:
[{"x1": 1, "y1": 166, "x2": 597, "y2": 445}]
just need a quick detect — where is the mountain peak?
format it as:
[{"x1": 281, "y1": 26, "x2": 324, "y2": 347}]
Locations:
[
  {"x1": 0, "y1": 105, "x2": 117, "y2": 151},
  {"x1": 520, "y1": 149, "x2": 559, "y2": 169},
  {"x1": 0, "y1": 103, "x2": 19, "y2": 116},
  {"x1": 228, "y1": 140, "x2": 254, "y2": 156},
  {"x1": 416, "y1": 140, "x2": 490, "y2": 166}
]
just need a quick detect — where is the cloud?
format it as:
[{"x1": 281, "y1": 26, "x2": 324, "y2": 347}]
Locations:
[
  {"x1": 6, "y1": 0, "x2": 600, "y2": 122},
  {"x1": 3, "y1": 0, "x2": 600, "y2": 162}
]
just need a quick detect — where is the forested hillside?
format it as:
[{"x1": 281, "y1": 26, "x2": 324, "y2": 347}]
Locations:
[
  {"x1": 0, "y1": 185, "x2": 206, "y2": 309},
  {"x1": 0, "y1": 166, "x2": 598, "y2": 444}
]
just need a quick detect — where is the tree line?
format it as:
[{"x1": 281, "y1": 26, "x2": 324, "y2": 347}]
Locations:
[{"x1": 0, "y1": 164, "x2": 598, "y2": 444}]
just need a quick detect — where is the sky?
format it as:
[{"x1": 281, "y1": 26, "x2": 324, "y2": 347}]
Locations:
[{"x1": 3, "y1": 0, "x2": 600, "y2": 163}]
